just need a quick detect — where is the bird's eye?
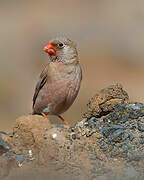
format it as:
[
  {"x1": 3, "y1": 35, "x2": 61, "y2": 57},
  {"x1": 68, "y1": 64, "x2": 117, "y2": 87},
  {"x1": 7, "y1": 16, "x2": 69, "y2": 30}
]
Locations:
[{"x1": 58, "y1": 43, "x2": 64, "y2": 47}]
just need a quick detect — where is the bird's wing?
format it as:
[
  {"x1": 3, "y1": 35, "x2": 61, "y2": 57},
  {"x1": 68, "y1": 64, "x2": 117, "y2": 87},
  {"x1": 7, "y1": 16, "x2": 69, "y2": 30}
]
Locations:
[{"x1": 33, "y1": 67, "x2": 48, "y2": 108}]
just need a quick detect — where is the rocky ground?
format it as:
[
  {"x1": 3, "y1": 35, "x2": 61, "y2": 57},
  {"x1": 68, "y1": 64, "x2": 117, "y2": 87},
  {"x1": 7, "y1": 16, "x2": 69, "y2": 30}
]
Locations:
[{"x1": 0, "y1": 84, "x2": 144, "y2": 180}]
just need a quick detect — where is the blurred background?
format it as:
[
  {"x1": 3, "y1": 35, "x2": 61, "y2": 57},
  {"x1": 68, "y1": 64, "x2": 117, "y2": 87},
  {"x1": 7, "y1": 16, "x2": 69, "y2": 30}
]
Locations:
[{"x1": 0, "y1": 0, "x2": 144, "y2": 132}]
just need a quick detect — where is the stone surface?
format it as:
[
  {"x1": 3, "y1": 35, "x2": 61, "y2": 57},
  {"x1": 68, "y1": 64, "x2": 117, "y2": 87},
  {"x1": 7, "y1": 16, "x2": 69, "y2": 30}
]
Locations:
[
  {"x1": 83, "y1": 83, "x2": 129, "y2": 118},
  {"x1": 0, "y1": 84, "x2": 144, "y2": 180}
]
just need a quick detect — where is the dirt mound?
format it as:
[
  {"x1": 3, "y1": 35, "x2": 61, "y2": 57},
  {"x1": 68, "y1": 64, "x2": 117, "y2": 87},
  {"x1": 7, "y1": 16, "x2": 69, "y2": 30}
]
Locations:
[{"x1": 0, "y1": 84, "x2": 144, "y2": 180}]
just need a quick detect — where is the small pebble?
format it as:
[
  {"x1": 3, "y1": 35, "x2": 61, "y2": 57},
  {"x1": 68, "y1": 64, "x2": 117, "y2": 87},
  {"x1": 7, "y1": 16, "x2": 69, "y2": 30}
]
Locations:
[
  {"x1": 17, "y1": 162, "x2": 23, "y2": 167},
  {"x1": 29, "y1": 150, "x2": 33, "y2": 157},
  {"x1": 15, "y1": 134, "x2": 19, "y2": 138},
  {"x1": 72, "y1": 133, "x2": 77, "y2": 140},
  {"x1": 51, "y1": 133, "x2": 57, "y2": 139}
]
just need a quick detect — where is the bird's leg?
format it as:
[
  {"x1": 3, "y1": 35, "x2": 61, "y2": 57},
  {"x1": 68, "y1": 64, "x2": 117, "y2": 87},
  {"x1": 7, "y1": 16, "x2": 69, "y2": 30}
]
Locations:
[
  {"x1": 57, "y1": 115, "x2": 70, "y2": 126},
  {"x1": 41, "y1": 112, "x2": 49, "y2": 121}
]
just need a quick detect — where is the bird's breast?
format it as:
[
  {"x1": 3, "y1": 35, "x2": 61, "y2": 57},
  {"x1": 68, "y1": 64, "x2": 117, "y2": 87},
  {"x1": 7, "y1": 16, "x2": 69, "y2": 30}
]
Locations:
[
  {"x1": 48, "y1": 62, "x2": 76, "y2": 82},
  {"x1": 44, "y1": 62, "x2": 82, "y2": 114}
]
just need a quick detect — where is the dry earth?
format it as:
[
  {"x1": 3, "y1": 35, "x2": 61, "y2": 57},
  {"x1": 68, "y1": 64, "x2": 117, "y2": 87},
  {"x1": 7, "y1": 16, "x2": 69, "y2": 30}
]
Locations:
[{"x1": 0, "y1": 84, "x2": 144, "y2": 180}]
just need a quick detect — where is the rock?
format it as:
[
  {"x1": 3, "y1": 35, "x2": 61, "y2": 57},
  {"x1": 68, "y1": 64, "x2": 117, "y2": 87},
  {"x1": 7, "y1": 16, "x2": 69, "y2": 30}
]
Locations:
[
  {"x1": 12, "y1": 115, "x2": 51, "y2": 148},
  {"x1": 1, "y1": 84, "x2": 144, "y2": 180},
  {"x1": 0, "y1": 135, "x2": 11, "y2": 155},
  {"x1": 83, "y1": 83, "x2": 129, "y2": 118},
  {"x1": 103, "y1": 102, "x2": 144, "y2": 124},
  {"x1": 138, "y1": 117, "x2": 144, "y2": 132},
  {"x1": 0, "y1": 156, "x2": 15, "y2": 178},
  {"x1": 11, "y1": 115, "x2": 69, "y2": 164}
]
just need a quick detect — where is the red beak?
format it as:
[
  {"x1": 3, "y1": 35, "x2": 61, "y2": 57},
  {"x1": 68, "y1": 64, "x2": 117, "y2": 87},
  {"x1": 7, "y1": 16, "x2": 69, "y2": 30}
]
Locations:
[{"x1": 43, "y1": 42, "x2": 56, "y2": 55}]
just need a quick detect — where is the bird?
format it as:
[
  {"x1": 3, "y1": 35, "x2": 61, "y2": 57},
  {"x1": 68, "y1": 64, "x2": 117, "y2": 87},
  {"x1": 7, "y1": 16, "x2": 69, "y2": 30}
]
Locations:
[{"x1": 32, "y1": 36, "x2": 82, "y2": 126}]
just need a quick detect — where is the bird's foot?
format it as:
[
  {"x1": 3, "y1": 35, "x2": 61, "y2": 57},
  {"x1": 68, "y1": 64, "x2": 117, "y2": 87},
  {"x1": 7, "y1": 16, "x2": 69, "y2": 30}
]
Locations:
[
  {"x1": 57, "y1": 115, "x2": 70, "y2": 126},
  {"x1": 41, "y1": 112, "x2": 50, "y2": 121}
]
